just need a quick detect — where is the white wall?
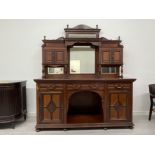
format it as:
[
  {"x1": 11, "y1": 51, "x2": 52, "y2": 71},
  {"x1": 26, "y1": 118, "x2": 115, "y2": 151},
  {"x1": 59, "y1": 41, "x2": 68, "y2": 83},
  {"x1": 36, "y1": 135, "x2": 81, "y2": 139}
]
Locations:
[{"x1": 0, "y1": 19, "x2": 155, "y2": 114}]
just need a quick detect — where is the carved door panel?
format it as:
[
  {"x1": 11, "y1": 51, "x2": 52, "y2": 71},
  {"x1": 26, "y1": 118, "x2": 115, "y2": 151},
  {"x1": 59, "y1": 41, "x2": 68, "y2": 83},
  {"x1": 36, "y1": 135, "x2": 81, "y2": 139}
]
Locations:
[
  {"x1": 44, "y1": 50, "x2": 55, "y2": 64},
  {"x1": 44, "y1": 50, "x2": 65, "y2": 64},
  {"x1": 55, "y1": 51, "x2": 65, "y2": 64},
  {"x1": 39, "y1": 92, "x2": 64, "y2": 123},
  {"x1": 108, "y1": 91, "x2": 130, "y2": 121},
  {"x1": 112, "y1": 48, "x2": 122, "y2": 64},
  {"x1": 101, "y1": 48, "x2": 110, "y2": 64},
  {"x1": 101, "y1": 48, "x2": 122, "y2": 65}
]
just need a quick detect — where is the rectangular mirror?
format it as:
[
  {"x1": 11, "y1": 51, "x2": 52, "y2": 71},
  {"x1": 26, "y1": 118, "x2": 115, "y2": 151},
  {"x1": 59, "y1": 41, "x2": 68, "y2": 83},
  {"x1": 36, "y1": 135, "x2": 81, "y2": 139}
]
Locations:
[
  {"x1": 70, "y1": 46, "x2": 95, "y2": 74},
  {"x1": 101, "y1": 66, "x2": 117, "y2": 74},
  {"x1": 68, "y1": 34, "x2": 97, "y2": 38},
  {"x1": 48, "y1": 67, "x2": 64, "y2": 74}
]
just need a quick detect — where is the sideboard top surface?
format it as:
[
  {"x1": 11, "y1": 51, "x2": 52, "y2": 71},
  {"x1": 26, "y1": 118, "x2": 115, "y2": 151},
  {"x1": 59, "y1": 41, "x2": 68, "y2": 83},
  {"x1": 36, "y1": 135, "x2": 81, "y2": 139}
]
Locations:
[{"x1": 34, "y1": 78, "x2": 136, "y2": 83}]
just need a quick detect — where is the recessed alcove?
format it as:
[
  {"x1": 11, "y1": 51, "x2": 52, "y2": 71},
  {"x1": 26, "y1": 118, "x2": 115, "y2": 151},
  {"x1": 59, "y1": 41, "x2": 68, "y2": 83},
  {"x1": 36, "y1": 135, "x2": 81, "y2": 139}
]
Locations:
[{"x1": 67, "y1": 91, "x2": 103, "y2": 123}]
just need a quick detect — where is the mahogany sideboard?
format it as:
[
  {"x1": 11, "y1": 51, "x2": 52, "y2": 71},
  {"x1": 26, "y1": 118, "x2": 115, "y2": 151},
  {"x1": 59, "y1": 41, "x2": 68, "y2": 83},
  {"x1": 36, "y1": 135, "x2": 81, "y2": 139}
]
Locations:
[
  {"x1": 34, "y1": 78, "x2": 135, "y2": 130},
  {"x1": 34, "y1": 24, "x2": 136, "y2": 131},
  {"x1": 0, "y1": 81, "x2": 27, "y2": 128}
]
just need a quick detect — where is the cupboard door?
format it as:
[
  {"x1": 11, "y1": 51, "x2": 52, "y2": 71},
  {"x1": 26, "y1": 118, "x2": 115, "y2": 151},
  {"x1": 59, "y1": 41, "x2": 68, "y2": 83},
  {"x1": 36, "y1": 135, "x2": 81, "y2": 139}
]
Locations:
[
  {"x1": 112, "y1": 48, "x2": 122, "y2": 64},
  {"x1": 108, "y1": 91, "x2": 130, "y2": 121},
  {"x1": 101, "y1": 48, "x2": 122, "y2": 65},
  {"x1": 101, "y1": 48, "x2": 110, "y2": 64},
  {"x1": 44, "y1": 50, "x2": 55, "y2": 64},
  {"x1": 44, "y1": 50, "x2": 65, "y2": 64},
  {"x1": 39, "y1": 92, "x2": 64, "y2": 123},
  {"x1": 55, "y1": 51, "x2": 65, "y2": 64}
]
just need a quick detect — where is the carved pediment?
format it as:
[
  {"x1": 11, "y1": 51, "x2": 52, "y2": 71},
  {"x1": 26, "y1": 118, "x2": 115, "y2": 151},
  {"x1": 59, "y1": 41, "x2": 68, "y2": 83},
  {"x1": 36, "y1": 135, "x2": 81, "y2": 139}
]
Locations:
[{"x1": 64, "y1": 24, "x2": 100, "y2": 38}]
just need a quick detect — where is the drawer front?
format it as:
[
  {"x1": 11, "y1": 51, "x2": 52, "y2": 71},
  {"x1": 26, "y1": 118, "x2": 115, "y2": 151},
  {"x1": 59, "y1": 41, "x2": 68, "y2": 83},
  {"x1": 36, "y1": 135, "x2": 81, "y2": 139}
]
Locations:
[
  {"x1": 66, "y1": 83, "x2": 105, "y2": 91},
  {"x1": 108, "y1": 83, "x2": 131, "y2": 90},
  {"x1": 38, "y1": 84, "x2": 65, "y2": 91}
]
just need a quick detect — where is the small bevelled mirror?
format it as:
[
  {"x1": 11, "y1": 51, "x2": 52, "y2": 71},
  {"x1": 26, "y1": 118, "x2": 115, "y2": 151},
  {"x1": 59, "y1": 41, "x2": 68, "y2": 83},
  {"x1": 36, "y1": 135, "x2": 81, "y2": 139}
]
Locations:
[
  {"x1": 68, "y1": 34, "x2": 97, "y2": 38},
  {"x1": 48, "y1": 67, "x2": 64, "y2": 74},
  {"x1": 70, "y1": 46, "x2": 95, "y2": 74},
  {"x1": 101, "y1": 66, "x2": 118, "y2": 74}
]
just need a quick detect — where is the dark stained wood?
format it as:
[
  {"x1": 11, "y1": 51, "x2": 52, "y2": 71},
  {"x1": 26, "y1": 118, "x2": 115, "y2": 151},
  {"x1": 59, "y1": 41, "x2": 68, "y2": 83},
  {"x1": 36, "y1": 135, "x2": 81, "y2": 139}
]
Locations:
[
  {"x1": 0, "y1": 81, "x2": 27, "y2": 128},
  {"x1": 38, "y1": 91, "x2": 64, "y2": 123},
  {"x1": 67, "y1": 114, "x2": 103, "y2": 124},
  {"x1": 34, "y1": 25, "x2": 136, "y2": 131},
  {"x1": 43, "y1": 50, "x2": 65, "y2": 65},
  {"x1": 101, "y1": 48, "x2": 122, "y2": 65},
  {"x1": 34, "y1": 78, "x2": 135, "y2": 130}
]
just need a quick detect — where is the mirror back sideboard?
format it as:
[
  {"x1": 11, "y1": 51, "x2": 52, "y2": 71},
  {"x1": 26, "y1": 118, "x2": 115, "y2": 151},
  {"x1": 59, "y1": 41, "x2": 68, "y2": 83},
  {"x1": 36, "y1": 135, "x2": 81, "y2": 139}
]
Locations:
[{"x1": 34, "y1": 25, "x2": 136, "y2": 131}]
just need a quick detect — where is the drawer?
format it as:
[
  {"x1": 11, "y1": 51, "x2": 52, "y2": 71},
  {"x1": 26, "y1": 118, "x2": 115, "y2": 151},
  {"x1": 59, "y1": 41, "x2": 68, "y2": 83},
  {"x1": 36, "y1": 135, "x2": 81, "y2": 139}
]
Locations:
[
  {"x1": 38, "y1": 84, "x2": 64, "y2": 91},
  {"x1": 108, "y1": 83, "x2": 131, "y2": 90},
  {"x1": 66, "y1": 84, "x2": 105, "y2": 90}
]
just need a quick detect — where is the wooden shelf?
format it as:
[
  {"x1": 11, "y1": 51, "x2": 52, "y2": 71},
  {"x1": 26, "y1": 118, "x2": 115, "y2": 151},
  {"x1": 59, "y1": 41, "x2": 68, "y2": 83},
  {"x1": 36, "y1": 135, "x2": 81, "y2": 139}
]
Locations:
[{"x1": 67, "y1": 114, "x2": 103, "y2": 124}]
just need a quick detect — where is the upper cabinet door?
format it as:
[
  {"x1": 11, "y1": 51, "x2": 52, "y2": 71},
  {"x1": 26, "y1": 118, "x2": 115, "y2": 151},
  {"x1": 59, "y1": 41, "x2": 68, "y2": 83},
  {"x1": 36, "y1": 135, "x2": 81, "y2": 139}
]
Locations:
[
  {"x1": 101, "y1": 48, "x2": 122, "y2": 65},
  {"x1": 101, "y1": 48, "x2": 111, "y2": 64},
  {"x1": 43, "y1": 50, "x2": 65, "y2": 65},
  {"x1": 55, "y1": 51, "x2": 65, "y2": 64},
  {"x1": 112, "y1": 48, "x2": 122, "y2": 64}
]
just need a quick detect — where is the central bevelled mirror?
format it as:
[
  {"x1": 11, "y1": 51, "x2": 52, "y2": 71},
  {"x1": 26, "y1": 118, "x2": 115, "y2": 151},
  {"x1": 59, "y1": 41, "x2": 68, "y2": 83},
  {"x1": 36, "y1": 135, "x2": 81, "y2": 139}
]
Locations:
[{"x1": 70, "y1": 46, "x2": 95, "y2": 74}]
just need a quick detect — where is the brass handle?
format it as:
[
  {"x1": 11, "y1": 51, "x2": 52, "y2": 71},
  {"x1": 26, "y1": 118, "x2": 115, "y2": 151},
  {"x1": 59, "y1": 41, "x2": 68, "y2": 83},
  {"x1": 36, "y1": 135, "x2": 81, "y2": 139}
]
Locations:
[{"x1": 116, "y1": 86, "x2": 122, "y2": 89}]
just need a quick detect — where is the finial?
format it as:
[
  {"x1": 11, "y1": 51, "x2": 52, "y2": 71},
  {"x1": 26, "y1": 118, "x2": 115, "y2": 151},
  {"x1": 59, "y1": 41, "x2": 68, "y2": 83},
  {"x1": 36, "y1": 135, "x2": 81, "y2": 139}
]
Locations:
[
  {"x1": 67, "y1": 24, "x2": 69, "y2": 28},
  {"x1": 44, "y1": 36, "x2": 46, "y2": 40},
  {"x1": 96, "y1": 25, "x2": 98, "y2": 29}
]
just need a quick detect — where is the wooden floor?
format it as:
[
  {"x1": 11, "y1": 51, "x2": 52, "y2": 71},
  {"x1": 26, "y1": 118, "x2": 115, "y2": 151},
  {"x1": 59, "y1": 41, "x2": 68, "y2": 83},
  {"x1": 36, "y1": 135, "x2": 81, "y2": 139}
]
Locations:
[{"x1": 0, "y1": 114, "x2": 155, "y2": 134}]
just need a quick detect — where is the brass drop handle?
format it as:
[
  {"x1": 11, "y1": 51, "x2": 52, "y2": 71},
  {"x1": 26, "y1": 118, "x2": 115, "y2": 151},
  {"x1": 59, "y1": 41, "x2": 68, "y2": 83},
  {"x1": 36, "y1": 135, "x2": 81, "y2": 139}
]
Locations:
[{"x1": 116, "y1": 86, "x2": 122, "y2": 89}]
